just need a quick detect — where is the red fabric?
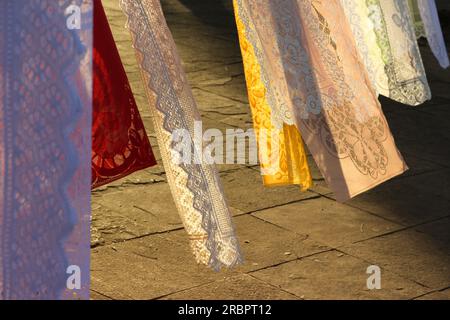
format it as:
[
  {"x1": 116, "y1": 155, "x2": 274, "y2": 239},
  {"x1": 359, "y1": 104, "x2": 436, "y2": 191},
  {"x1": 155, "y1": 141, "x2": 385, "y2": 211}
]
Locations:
[{"x1": 92, "y1": 0, "x2": 156, "y2": 189}]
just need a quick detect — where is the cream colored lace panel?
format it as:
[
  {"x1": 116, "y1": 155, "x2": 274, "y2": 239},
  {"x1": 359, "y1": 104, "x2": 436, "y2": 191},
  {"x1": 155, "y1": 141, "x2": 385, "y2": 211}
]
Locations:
[
  {"x1": 410, "y1": 0, "x2": 449, "y2": 68},
  {"x1": 120, "y1": 0, "x2": 242, "y2": 269},
  {"x1": 342, "y1": 0, "x2": 431, "y2": 105},
  {"x1": 368, "y1": 0, "x2": 431, "y2": 105}
]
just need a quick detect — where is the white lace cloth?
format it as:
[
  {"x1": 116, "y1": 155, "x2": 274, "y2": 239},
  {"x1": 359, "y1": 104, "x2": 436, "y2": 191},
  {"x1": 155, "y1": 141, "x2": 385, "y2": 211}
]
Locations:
[
  {"x1": 341, "y1": 0, "x2": 431, "y2": 106},
  {"x1": 235, "y1": 0, "x2": 296, "y2": 129},
  {"x1": 415, "y1": 0, "x2": 450, "y2": 68},
  {"x1": 120, "y1": 0, "x2": 242, "y2": 270}
]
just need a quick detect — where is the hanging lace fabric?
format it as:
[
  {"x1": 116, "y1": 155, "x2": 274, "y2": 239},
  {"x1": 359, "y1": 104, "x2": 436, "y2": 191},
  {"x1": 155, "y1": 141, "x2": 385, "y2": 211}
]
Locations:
[
  {"x1": 408, "y1": 0, "x2": 449, "y2": 68},
  {"x1": 119, "y1": 0, "x2": 242, "y2": 269},
  {"x1": 233, "y1": 0, "x2": 408, "y2": 202},
  {"x1": 233, "y1": 1, "x2": 312, "y2": 191},
  {"x1": 0, "y1": 0, "x2": 92, "y2": 299},
  {"x1": 409, "y1": 0, "x2": 428, "y2": 38},
  {"x1": 341, "y1": 0, "x2": 431, "y2": 106},
  {"x1": 340, "y1": 0, "x2": 390, "y2": 94},
  {"x1": 92, "y1": 0, "x2": 156, "y2": 188}
]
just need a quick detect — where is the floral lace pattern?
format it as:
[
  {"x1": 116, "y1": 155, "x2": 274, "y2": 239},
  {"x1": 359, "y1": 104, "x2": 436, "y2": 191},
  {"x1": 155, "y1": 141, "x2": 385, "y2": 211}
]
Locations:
[
  {"x1": 236, "y1": 0, "x2": 408, "y2": 201},
  {"x1": 341, "y1": 0, "x2": 390, "y2": 94},
  {"x1": 234, "y1": 0, "x2": 312, "y2": 191},
  {"x1": 342, "y1": 0, "x2": 431, "y2": 105},
  {"x1": 234, "y1": 0, "x2": 296, "y2": 129},
  {"x1": 365, "y1": 0, "x2": 431, "y2": 105},
  {"x1": 0, "y1": 0, "x2": 92, "y2": 299},
  {"x1": 410, "y1": 0, "x2": 449, "y2": 68},
  {"x1": 92, "y1": 0, "x2": 156, "y2": 189},
  {"x1": 408, "y1": 0, "x2": 427, "y2": 38},
  {"x1": 120, "y1": 0, "x2": 241, "y2": 269}
]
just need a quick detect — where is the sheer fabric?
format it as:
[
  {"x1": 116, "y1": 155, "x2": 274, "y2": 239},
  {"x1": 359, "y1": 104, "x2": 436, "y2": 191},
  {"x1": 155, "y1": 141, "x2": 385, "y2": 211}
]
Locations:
[
  {"x1": 120, "y1": 0, "x2": 241, "y2": 269},
  {"x1": 342, "y1": 0, "x2": 431, "y2": 105},
  {"x1": 234, "y1": 0, "x2": 408, "y2": 202},
  {"x1": 409, "y1": 0, "x2": 449, "y2": 68},
  {"x1": 0, "y1": 0, "x2": 92, "y2": 299},
  {"x1": 409, "y1": 0, "x2": 427, "y2": 38},
  {"x1": 92, "y1": 0, "x2": 156, "y2": 188},
  {"x1": 340, "y1": 0, "x2": 390, "y2": 94},
  {"x1": 234, "y1": 1, "x2": 312, "y2": 191}
]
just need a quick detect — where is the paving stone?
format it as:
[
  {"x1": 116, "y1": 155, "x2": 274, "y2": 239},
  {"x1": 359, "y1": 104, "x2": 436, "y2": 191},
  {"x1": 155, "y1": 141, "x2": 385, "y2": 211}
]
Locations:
[
  {"x1": 91, "y1": 183, "x2": 184, "y2": 245},
  {"x1": 94, "y1": 170, "x2": 165, "y2": 190},
  {"x1": 429, "y1": 80, "x2": 450, "y2": 100},
  {"x1": 92, "y1": 177, "x2": 246, "y2": 246},
  {"x1": 175, "y1": 38, "x2": 242, "y2": 75},
  {"x1": 199, "y1": 76, "x2": 250, "y2": 105},
  {"x1": 192, "y1": 87, "x2": 249, "y2": 112},
  {"x1": 219, "y1": 131, "x2": 259, "y2": 164},
  {"x1": 251, "y1": 250, "x2": 428, "y2": 300},
  {"x1": 163, "y1": 0, "x2": 236, "y2": 30},
  {"x1": 221, "y1": 167, "x2": 318, "y2": 213},
  {"x1": 161, "y1": 0, "x2": 194, "y2": 14},
  {"x1": 415, "y1": 288, "x2": 450, "y2": 300},
  {"x1": 415, "y1": 217, "x2": 450, "y2": 245},
  {"x1": 161, "y1": 274, "x2": 299, "y2": 300},
  {"x1": 401, "y1": 152, "x2": 445, "y2": 177},
  {"x1": 219, "y1": 113, "x2": 254, "y2": 131},
  {"x1": 90, "y1": 290, "x2": 112, "y2": 300},
  {"x1": 199, "y1": 113, "x2": 246, "y2": 132},
  {"x1": 233, "y1": 215, "x2": 330, "y2": 272},
  {"x1": 341, "y1": 173, "x2": 450, "y2": 226},
  {"x1": 402, "y1": 169, "x2": 450, "y2": 200},
  {"x1": 387, "y1": 109, "x2": 450, "y2": 167},
  {"x1": 91, "y1": 204, "x2": 134, "y2": 246},
  {"x1": 147, "y1": 164, "x2": 167, "y2": 176},
  {"x1": 91, "y1": 213, "x2": 328, "y2": 299},
  {"x1": 188, "y1": 63, "x2": 244, "y2": 88},
  {"x1": 254, "y1": 197, "x2": 402, "y2": 248},
  {"x1": 417, "y1": 102, "x2": 450, "y2": 120},
  {"x1": 341, "y1": 229, "x2": 450, "y2": 289},
  {"x1": 91, "y1": 231, "x2": 232, "y2": 300}
]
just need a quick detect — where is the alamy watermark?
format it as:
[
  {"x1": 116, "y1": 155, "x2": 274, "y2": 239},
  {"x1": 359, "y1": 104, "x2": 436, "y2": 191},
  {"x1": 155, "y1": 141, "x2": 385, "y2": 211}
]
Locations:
[
  {"x1": 65, "y1": 4, "x2": 81, "y2": 30},
  {"x1": 66, "y1": 265, "x2": 81, "y2": 290},
  {"x1": 171, "y1": 121, "x2": 281, "y2": 175},
  {"x1": 366, "y1": 265, "x2": 381, "y2": 290}
]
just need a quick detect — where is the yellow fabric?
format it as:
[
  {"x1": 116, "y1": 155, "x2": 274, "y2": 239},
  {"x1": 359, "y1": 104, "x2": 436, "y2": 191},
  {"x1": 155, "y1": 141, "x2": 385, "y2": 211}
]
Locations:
[{"x1": 233, "y1": 1, "x2": 312, "y2": 191}]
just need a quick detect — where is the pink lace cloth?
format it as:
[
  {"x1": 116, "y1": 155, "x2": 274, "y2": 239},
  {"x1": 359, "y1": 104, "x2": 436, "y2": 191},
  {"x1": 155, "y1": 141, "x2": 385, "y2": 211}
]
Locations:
[{"x1": 236, "y1": 0, "x2": 408, "y2": 201}]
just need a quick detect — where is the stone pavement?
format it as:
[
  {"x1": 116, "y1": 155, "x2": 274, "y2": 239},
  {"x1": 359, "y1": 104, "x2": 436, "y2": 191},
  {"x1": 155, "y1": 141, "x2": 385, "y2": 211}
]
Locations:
[{"x1": 91, "y1": 0, "x2": 450, "y2": 300}]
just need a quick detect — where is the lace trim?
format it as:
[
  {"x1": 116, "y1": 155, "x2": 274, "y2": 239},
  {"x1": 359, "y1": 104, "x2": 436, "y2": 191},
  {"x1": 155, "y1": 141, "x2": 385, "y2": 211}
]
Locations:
[
  {"x1": 234, "y1": 0, "x2": 296, "y2": 129},
  {"x1": 415, "y1": 0, "x2": 449, "y2": 68},
  {"x1": 414, "y1": 21, "x2": 427, "y2": 39},
  {"x1": 366, "y1": 0, "x2": 431, "y2": 105},
  {"x1": 341, "y1": 0, "x2": 389, "y2": 94},
  {"x1": 120, "y1": 0, "x2": 241, "y2": 270}
]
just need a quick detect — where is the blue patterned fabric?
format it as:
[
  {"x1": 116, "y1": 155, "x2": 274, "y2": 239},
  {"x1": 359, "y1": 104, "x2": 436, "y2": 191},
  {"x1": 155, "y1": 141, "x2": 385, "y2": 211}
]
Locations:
[{"x1": 0, "y1": 0, "x2": 92, "y2": 300}]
